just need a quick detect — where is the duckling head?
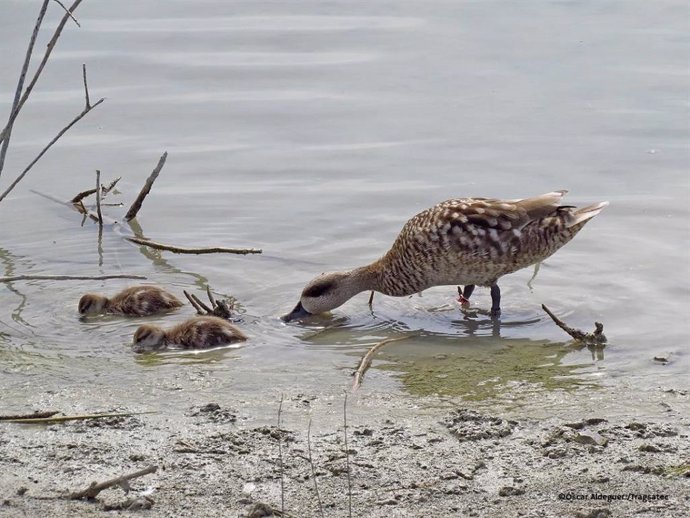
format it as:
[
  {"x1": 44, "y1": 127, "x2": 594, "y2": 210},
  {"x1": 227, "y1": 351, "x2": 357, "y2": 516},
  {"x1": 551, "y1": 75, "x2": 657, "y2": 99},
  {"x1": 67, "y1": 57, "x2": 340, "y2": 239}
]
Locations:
[
  {"x1": 282, "y1": 270, "x2": 369, "y2": 322},
  {"x1": 78, "y1": 294, "x2": 108, "y2": 315},
  {"x1": 132, "y1": 324, "x2": 167, "y2": 352}
]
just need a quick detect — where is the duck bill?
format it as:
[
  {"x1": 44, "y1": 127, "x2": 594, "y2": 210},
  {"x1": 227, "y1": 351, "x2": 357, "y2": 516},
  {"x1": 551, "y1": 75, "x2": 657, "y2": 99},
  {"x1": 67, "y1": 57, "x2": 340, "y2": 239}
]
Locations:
[{"x1": 281, "y1": 301, "x2": 312, "y2": 322}]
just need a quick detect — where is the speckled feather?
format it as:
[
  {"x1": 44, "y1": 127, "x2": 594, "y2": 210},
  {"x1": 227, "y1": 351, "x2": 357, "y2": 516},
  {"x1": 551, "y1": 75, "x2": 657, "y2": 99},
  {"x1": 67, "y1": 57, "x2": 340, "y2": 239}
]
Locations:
[{"x1": 373, "y1": 191, "x2": 606, "y2": 294}]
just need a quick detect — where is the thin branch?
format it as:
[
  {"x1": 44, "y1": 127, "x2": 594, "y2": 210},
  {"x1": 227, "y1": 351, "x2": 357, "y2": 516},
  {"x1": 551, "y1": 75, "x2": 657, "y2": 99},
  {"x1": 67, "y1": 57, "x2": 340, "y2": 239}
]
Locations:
[
  {"x1": 307, "y1": 417, "x2": 325, "y2": 518},
  {"x1": 0, "y1": 410, "x2": 59, "y2": 421},
  {"x1": 52, "y1": 0, "x2": 80, "y2": 27},
  {"x1": 82, "y1": 63, "x2": 90, "y2": 108},
  {"x1": 1, "y1": 274, "x2": 146, "y2": 283},
  {"x1": 343, "y1": 393, "x2": 352, "y2": 518},
  {"x1": 183, "y1": 290, "x2": 212, "y2": 314},
  {"x1": 0, "y1": 0, "x2": 85, "y2": 147},
  {"x1": 352, "y1": 335, "x2": 416, "y2": 391},
  {"x1": 95, "y1": 170, "x2": 103, "y2": 227},
  {"x1": 206, "y1": 286, "x2": 217, "y2": 308},
  {"x1": 6, "y1": 411, "x2": 154, "y2": 424},
  {"x1": 277, "y1": 394, "x2": 285, "y2": 517},
  {"x1": 0, "y1": 97, "x2": 104, "y2": 203},
  {"x1": 541, "y1": 304, "x2": 607, "y2": 345},
  {"x1": 71, "y1": 176, "x2": 121, "y2": 204},
  {"x1": 126, "y1": 237, "x2": 262, "y2": 255},
  {"x1": 124, "y1": 152, "x2": 167, "y2": 221},
  {"x1": 69, "y1": 465, "x2": 158, "y2": 500},
  {"x1": 0, "y1": 0, "x2": 50, "y2": 179}
]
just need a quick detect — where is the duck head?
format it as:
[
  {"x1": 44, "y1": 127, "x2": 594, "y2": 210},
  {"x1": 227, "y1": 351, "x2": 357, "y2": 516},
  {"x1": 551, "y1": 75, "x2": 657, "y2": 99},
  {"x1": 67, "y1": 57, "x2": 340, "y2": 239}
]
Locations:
[
  {"x1": 78, "y1": 293, "x2": 109, "y2": 315},
  {"x1": 132, "y1": 324, "x2": 167, "y2": 352},
  {"x1": 282, "y1": 270, "x2": 372, "y2": 322}
]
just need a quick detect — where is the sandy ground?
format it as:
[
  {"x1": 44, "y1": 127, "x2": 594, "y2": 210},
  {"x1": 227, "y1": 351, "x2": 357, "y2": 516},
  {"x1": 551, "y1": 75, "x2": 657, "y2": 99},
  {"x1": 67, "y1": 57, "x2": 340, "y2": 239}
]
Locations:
[{"x1": 1, "y1": 387, "x2": 688, "y2": 518}]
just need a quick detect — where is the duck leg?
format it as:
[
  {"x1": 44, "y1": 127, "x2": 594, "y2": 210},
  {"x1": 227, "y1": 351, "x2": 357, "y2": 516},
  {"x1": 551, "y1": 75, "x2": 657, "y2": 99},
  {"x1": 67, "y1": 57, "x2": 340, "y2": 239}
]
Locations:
[
  {"x1": 457, "y1": 285, "x2": 475, "y2": 307},
  {"x1": 490, "y1": 284, "x2": 501, "y2": 317}
]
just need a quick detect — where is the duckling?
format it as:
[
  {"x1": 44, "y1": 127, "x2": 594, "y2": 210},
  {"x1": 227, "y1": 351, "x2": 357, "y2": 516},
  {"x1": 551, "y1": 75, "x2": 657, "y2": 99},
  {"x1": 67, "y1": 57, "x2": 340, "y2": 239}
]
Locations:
[
  {"x1": 79, "y1": 285, "x2": 183, "y2": 316},
  {"x1": 132, "y1": 316, "x2": 247, "y2": 352},
  {"x1": 282, "y1": 190, "x2": 607, "y2": 321}
]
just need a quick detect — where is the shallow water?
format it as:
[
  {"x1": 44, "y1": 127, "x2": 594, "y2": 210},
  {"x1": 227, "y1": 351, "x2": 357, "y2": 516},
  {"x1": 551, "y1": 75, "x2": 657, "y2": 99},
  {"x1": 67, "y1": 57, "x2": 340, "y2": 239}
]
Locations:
[{"x1": 1, "y1": 0, "x2": 688, "y2": 418}]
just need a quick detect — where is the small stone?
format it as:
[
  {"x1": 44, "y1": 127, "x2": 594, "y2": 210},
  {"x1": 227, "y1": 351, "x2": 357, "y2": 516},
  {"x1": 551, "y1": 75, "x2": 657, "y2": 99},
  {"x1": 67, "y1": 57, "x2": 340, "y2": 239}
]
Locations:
[
  {"x1": 572, "y1": 431, "x2": 608, "y2": 447},
  {"x1": 16, "y1": 488, "x2": 27, "y2": 496},
  {"x1": 498, "y1": 486, "x2": 525, "y2": 497},
  {"x1": 440, "y1": 471, "x2": 458, "y2": 480},
  {"x1": 377, "y1": 498, "x2": 398, "y2": 505},
  {"x1": 638, "y1": 444, "x2": 661, "y2": 453}
]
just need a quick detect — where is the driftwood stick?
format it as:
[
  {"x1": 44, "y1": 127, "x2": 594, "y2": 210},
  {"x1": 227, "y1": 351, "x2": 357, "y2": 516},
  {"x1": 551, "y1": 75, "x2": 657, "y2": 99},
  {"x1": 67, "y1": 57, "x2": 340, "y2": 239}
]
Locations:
[
  {"x1": 82, "y1": 63, "x2": 91, "y2": 108},
  {"x1": 124, "y1": 152, "x2": 167, "y2": 221},
  {"x1": 0, "y1": 97, "x2": 104, "y2": 203},
  {"x1": 69, "y1": 465, "x2": 158, "y2": 500},
  {"x1": 5, "y1": 411, "x2": 154, "y2": 424},
  {"x1": 0, "y1": 410, "x2": 59, "y2": 421},
  {"x1": 190, "y1": 292, "x2": 213, "y2": 314},
  {"x1": 1, "y1": 274, "x2": 146, "y2": 283},
  {"x1": 352, "y1": 336, "x2": 416, "y2": 391},
  {"x1": 0, "y1": 0, "x2": 85, "y2": 147},
  {"x1": 541, "y1": 304, "x2": 607, "y2": 345},
  {"x1": 0, "y1": 0, "x2": 50, "y2": 179},
  {"x1": 126, "y1": 236, "x2": 262, "y2": 255}
]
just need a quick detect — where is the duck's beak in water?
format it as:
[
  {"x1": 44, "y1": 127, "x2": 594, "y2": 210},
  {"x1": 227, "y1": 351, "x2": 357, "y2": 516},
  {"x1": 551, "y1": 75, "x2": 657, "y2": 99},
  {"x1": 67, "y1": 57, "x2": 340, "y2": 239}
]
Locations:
[{"x1": 281, "y1": 301, "x2": 312, "y2": 322}]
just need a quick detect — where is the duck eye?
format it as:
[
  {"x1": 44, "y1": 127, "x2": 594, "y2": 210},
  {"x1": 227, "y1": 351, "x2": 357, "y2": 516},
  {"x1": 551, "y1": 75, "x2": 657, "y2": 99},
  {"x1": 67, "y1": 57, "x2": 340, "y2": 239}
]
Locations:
[{"x1": 303, "y1": 280, "x2": 334, "y2": 298}]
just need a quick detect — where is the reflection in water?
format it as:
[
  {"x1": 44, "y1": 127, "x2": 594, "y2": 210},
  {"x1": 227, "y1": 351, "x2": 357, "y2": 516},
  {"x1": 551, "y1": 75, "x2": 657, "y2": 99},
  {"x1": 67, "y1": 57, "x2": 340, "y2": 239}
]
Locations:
[
  {"x1": 134, "y1": 343, "x2": 244, "y2": 366},
  {"x1": 300, "y1": 307, "x2": 602, "y2": 401},
  {"x1": 0, "y1": 247, "x2": 33, "y2": 328}
]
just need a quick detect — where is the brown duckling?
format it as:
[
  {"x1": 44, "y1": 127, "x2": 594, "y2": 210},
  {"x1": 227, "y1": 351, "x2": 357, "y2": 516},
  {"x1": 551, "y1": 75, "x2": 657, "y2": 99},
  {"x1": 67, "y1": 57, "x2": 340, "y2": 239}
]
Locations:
[
  {"x1": 79, "y1": 285, "x2": 183, "y2": 316},
  {"x1": 132, "y1": 316, "x2": 247, "y2": 352}
]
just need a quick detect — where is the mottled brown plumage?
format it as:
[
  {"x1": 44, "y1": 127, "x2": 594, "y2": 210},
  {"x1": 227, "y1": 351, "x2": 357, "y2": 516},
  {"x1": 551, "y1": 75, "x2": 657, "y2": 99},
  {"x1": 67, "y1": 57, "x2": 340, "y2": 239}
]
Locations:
[
  {"x1": 78, "y1": 285, "x2": 183, "y2": 316},
  {"x1": 132, "y1": 316, "x2": 247, "y2": 352},
  {"x1": 283, "y1": 190, "x2": 607, "y2": 320}
]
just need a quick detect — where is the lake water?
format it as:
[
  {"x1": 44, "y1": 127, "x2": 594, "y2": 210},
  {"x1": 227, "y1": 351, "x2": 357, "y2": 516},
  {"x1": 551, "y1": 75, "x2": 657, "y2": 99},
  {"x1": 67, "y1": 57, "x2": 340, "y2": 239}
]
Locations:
[{"x1": 1, "y1": 0, "x2": 688, "y2": 420}]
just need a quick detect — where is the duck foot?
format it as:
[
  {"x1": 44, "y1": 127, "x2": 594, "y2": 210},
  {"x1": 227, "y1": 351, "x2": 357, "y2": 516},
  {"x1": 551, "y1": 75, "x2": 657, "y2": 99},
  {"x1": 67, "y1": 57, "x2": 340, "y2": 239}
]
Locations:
[{"x1": 457, "y1": 285, "x2": 475, "y2": 308}]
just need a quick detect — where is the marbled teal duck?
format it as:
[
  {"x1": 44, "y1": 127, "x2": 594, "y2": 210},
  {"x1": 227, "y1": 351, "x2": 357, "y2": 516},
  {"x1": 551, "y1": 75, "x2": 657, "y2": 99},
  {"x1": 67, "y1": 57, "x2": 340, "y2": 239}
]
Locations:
[
  {"x1": 282, "y1": 190, "x2": 607, "y2": 320},
  {"x1": 132, "y1": 316, "x2": 247, "y2": 352},
  {"x1": 79, "y1": 285, "x2": 183, "y2": 316}
]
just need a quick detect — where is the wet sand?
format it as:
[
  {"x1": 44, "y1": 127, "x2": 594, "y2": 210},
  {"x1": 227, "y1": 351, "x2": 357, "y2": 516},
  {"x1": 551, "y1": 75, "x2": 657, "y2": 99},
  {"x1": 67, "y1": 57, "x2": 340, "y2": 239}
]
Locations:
[{"x1": 1, "y1": 387, "x2": 688, "y2": 517}]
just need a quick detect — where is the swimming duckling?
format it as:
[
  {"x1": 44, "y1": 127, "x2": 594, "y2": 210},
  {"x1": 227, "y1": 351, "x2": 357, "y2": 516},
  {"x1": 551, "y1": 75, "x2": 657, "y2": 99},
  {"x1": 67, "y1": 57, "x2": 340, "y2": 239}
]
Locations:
[
  {"x1": 132, "y1": 316, "x2": 247, "y2": 352},
  {"x1": 79, "y1": 285, "x2": 183, "y2": 316},
  {"x1": 282, "y1": 190, "x2": 607, "y2": 321}
]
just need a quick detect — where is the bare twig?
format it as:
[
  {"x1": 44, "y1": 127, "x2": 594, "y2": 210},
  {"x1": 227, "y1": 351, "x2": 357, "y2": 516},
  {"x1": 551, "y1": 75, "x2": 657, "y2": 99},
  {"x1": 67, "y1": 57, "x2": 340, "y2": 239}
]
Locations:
[
  {"x1": 277, "y1": 394, "x2": 285, "y2": 517},
  {"x1": 126, "y1": 237, "x2": 262, "y2": 255},
  {"x1": 71, "y1": 176, "x2": 121, "y2": 204},
  {"x1": 0, "y1": 410, "x2": 59, "y2": 421},
  {"x1": 206, "y1": 286, "x2": 217, "y2": 308},
  {"x1": 182, "y1": 290, "x2": 212, "y2": 314},
  {"x1": 124, "y1": 152, "x2": 167, "y2": 221},
  {"x1": 95, "y1": 170, "x2": 103, "y2": 227},
  {"x1": 1, "y1": 274, "x2": 146, "y2": 283},
  {"x1": 343, "y1": 393, "x2": 352, "y2": 518},
  {"x1": 0, "y1": 97, "x2": 104, "y2": 203},
  {"x1": 82, "y1": 63, "x2": 90, "y2": 107},
  {"x1": 5, "y1": 411, "x2": 154, "y2": 424},
  {"x1": 352, "y1": 335, "x2": 416, "y2": 391},
  {"x1": 307, "y1": 417, "x2": 325, "y2": 518},
  {"x1": 0, "y1": 0, "x2": 85, "y2": 147},
  {"x1": 52, "y1": 0, "x2": 80, "y2": 27},
  {"x1": 541, "y1": 304, "x2": 607, "y2": 345},
  {"x1": 69, "y1": 465, "x2": 158, "y2": 500},
  {"x1": 0, "y1": 0, "x2": 50, "y2": 179}
]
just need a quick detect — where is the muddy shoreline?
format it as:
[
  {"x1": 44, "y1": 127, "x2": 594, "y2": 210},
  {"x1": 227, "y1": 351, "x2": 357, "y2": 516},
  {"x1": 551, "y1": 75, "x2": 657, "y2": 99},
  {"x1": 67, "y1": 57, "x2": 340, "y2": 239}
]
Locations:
[{"x1": 1, "y1": 387, "x2": 688, "y2": 518}]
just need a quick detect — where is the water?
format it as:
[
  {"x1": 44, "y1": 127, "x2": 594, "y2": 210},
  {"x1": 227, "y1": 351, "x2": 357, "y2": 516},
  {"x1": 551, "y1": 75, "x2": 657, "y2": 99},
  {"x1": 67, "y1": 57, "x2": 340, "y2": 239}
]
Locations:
[{"x1": 1, "y1": 0, "x2": 688, "y2": 418}]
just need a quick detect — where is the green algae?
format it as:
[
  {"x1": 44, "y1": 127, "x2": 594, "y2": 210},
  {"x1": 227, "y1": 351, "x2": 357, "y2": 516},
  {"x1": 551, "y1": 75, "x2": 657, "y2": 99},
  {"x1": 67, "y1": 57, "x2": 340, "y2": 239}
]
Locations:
[{"x1": 374, "y1": 338, "x2": 599, "y2": 401}]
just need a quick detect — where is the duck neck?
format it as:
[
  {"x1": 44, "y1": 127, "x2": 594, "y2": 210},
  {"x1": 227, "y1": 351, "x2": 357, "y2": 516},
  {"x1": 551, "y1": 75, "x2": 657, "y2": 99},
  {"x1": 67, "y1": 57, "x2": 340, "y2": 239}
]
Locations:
[{"x1": 349, "y1": 261, "x2": 384, "y2": 295}]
